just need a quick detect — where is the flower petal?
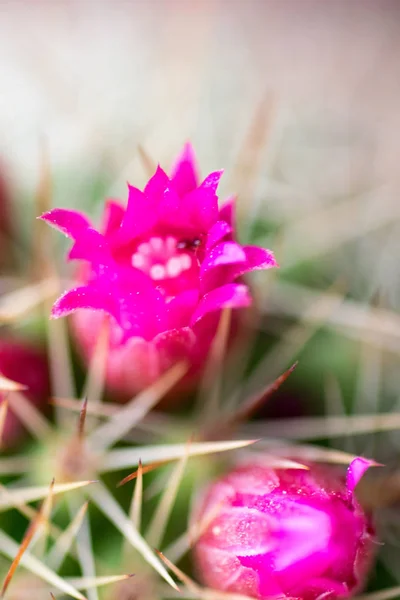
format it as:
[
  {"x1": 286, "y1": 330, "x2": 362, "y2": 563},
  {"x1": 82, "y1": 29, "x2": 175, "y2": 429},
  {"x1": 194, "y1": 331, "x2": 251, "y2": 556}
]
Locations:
[
  {"x1": 181, "y1": 170, "x2": 222, "y2": 231},
  {"x1": 201, "y1": 242, "x2": 247, "y2": 274},
  {"x1": 268, "y1": 499, "x2": 332, "y2": 576},
  {"x1": 200, "y1": 170, "x2": 224, "y2": 194},
  {"x1": 118, "y1": 185, "x2": 158, "y2": 241},
  {"x1": 153, "y1": 327, "x2": 196, "y2": 370},
  {"x1": 102, "y1": 200, "x2": 125, "y2": 235},
  {"x1": 39, "y1": 208, "x2": 91, "y2": 239},
  {"x1": 57, "y1": 267, "x2": 167, "y2": 341},
  {"x1": 52, "y1": 285, "x2": 118, "y2": 321},
  {"x1": 205, "y1": 220, "x2": 233, "y2": 251},
  {"x1": 201, "y1": 245, "x2": 277, "y2": 294},
  {"x1": 190, "y1": 283, "x2": 251, "y2": 325},
  {"x1": 166, "y1": 290, "x2": 199, "y2": 329},
  {"x1": 203, "y1": 508, "x2": 276, "y2": 555},
  {"x1": 240, "y1": 246, "x2": 278, "y2": 272},
  {"x1": 144, "y1": 167, "x2": 182, "y2": 227},
  {"x1": 346, "y1": 458, "x2": 375, "y2": 494},
  {"x1": 102, "y1": 335, "x2": 162, "y2": 397},
  {"x1": 144, "y1": 165, "x2": 169, "y2": 199},
  {"x1": 68, "y1": 229, "x2": 113, "y2": 275},
  {"x1": 156, "y1": 188, "x2": 181, "y2": 224},
  {"x1": 219, "y1": 197, "x2": 236, "y2": 230},
  {"x1": 114, "y1": 272, "x2": 168, "y2": 340},
  {"x1": 195, "y1": 546, "x2": 262, "y2": 600},
  {"x1": 170, "y1": 142, "x2": 199, "y2": 196}
]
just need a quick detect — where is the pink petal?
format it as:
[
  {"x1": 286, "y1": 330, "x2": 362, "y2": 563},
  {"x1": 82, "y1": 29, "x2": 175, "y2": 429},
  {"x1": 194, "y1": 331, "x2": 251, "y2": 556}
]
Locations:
[
  {"x1": 200, "y1": 245, "x2": 278, "y2": 294},
  {"x1": 253, "y1": 566, "x2": 283, "y2": 599},
  {"x1": 170, "y1": 143, "x2": 199, "y2": 196},
  {"x1": 294, "y1": 578, "x2": 349, "y2": 598},
  {"x1": 68, "y1": 228, "x2": 112, "y2": 269},
  {"x1": 144, "y1": 165, "x2": 168, "y2": 195},
  {"x1": 118, "y1": 185, "x2": 158, "y2": 240},
  {"x1": 195, "y1": 545, "x2": 262, "y2": 600},
  {"x1": 113, "y1": 272, "x2": 168, "y2": 340},
  {"x1": 201, "y1": 242, "x2": 247, "y2": 274},
  {"x1": 166, "y1": 290, "x2": 200, "y2": 329},
  {"x1": 239, "y1": 246, "x2": 278, "y2": 273},
  {"x1": 156, "y1": 189, "x2": 181, "y2": 224},
  {"x1": 101, "y1": 336, "x2": 162, "y2": 396},
  {"x1": 203, "y1": 508, "x2": 275, "y2": 555},
  {"x1": 72, "y1": 313, "x2": 166, "y2": 397},
  {"x1": 206, "y1": 220, "x2": 233, "y2": 251},
  {"x1": 52, "y1": 285, "x2": 118, "y2": 321},
  {"x1": 102, "y1": 200, "x2": 125, "y2": 236},
  {"x1": 268, "y1": 500, "x2": 332, "y2": 582},
  {"x1": 153, "y1": 327, "x2": 196, "y2": 370},
  {"x1": 181, "y1": 171, "x2": 222, "y2": 231},
  {"x1": 190, "y1": 283, "x2": 251, "y2": 325},
  {"x1": 346, "y1": 458, "x2": 375, "y2": 494},
  {"x1": 56, "y1": 269, "x2": 167, "y2": 341},
  {"x1": 144, "y1": 167, "x2": 182, "y2": 226},
  {"x1": 39, "y1": 208, "x2": 91, "y2": 239},
  {"x1": 219, "y1": 197, "x2": 236, "y2": 230},
  {"x1": 200, "y1": 170, "x2": 223, "y2": 194}
]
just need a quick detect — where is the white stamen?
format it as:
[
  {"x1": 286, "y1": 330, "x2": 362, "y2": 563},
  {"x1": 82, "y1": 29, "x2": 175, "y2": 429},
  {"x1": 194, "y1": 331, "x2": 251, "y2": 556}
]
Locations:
[
  {"x1": 180, "y1": 254, "x2": 192, "y2": 271},
  {"x1": 131, "y1": 253, "x2": 146, "y2": 268},
  {"x1": 137, "y1": 242, "x2": 151, "y2": 255},
  {"x1": 166, "y1": 257, "x2": 182, "y2": 278},
  {"x1": 150, "y1": 237, "x2": 163, "y2": 251},
  {"x1": 166, "y1": 236, "x2": 176, "y2": 251},
  {"x1": 150, "y1": 264, "x2": 166, "y2": 280}
]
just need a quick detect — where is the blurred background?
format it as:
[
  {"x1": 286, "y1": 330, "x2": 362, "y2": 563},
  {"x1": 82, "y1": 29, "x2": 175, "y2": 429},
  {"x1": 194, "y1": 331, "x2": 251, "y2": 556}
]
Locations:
[
  {"x1": 1, "y1": 0, "x2": 400, "y2": 596},
  {"x1": 2, "y1": 0, "x2": 400, "y2": 303},
  {"x1": 1, "y1": 0, "x2": 400, "y2": 192}
]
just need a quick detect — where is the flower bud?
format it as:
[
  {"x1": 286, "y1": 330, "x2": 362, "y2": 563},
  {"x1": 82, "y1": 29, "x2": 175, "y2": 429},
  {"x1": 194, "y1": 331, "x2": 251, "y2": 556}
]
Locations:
[
  {"x1": 192, "y1": 458, "x2": 376, "y2": 599},
  {"x1": 0, "y1": 338, "x2": 50, "y2": 447}
]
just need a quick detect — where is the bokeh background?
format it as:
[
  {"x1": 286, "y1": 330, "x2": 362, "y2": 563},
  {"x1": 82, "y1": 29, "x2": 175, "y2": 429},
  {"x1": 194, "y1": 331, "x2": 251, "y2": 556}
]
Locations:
[
  {"x1": 2, "y1": 0, "x2": 400, "y2": 305},
  {"x1": 1, "y1": 0, "x2": 400, "y2": 597}
]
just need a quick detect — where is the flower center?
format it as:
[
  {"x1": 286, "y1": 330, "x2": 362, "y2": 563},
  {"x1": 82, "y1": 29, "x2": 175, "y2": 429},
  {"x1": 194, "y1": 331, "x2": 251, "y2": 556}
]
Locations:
[{"x1": 131, "y1": 235, "x2": 200, "y2": 294}]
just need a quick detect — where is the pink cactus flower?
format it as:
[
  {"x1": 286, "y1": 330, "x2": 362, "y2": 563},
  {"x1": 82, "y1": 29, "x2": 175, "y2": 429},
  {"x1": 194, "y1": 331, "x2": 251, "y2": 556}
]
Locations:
[
  {"x1": 0, "y1": 339, "x2": 50, "y2": 447},
  {"x1": 192, "y1": 457, "x2": 376, "y2": 600},
  {"x1": 40, "y1": 144, "x2": 276, "y2": 398}
]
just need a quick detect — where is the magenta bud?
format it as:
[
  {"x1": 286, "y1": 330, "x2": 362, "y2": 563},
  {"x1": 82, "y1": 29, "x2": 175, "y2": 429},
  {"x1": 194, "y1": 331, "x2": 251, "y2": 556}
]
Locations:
[
  {"x1": 192, "y1": 458, "x2": 376, "y2": 600},
  {"x1": 0, "y1": 338, "x2": 50, "y2": 447}
]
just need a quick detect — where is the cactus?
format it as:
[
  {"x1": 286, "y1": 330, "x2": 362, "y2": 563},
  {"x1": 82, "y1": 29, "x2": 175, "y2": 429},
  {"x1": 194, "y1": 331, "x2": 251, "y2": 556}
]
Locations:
[{"x1": 0, "y1": 142, "x2": 399, "y2": 600}]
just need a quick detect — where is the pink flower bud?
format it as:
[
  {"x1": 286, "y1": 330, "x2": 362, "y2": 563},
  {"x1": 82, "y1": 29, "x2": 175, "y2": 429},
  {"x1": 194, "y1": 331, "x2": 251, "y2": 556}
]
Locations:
[
  {"x1": 192, "y1": 458, "x2": 376, "y2": 600},
  {"x1": 40, "y1": 144, "x2": 277, "y2": 398},
  {"x1": 0, "y1": 339, "x2": 50, "y2": 447}
]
